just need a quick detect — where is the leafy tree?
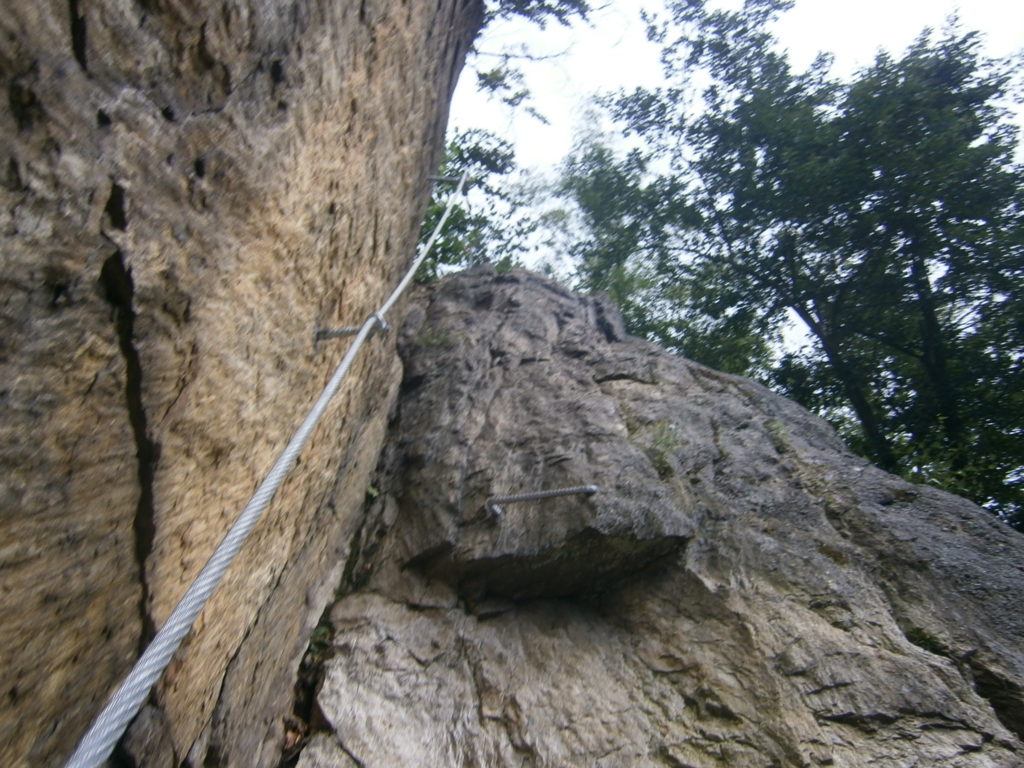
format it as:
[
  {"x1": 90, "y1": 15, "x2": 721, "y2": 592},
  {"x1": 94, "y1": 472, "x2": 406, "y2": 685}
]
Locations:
[
  {"x1": 417, "y1": 129, "x2": 539, "y2": 282},
  {"x1": 560, "y1": 1, "x2": 1024, "y2": 526},
  {"x1": 491, "y1": 0, "x2": 591, "y2": 27},
  {"x1": 416, "y1": 1, "x2": 594, "y2": 281},
  {"x1": 561, "y1": 135, "x2": 779, "y2": 375},
  {"x1": 472, "y1": 2, "x2": 592, "y2": 121}
]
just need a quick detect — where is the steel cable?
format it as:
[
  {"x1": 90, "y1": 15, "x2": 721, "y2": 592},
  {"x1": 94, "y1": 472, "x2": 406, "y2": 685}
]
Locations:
[{"x1": 65, "y1": 172, "x2": 467, "y2": 768}]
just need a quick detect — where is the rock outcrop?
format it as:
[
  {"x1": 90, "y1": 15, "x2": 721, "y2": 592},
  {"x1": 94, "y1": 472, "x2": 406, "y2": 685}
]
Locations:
[
  {"x1": 297, "y1": 268, "x2": 1024, "y2": 767},
  {"x1": 6, "y1": 2, "x2": 1024, "y2": 765},
  {"x1": 0, "y1": 2, "x2": 481, "y2": 765}
]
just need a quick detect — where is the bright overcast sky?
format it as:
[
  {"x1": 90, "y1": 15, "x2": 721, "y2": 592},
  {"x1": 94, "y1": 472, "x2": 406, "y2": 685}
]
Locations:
[{"x1": 450, "y1": 0, "x2": 1024, "y2": 171}]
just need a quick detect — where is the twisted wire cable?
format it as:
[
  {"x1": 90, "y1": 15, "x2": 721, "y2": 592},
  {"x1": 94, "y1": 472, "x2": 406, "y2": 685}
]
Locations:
[{"x1": 65, "y1": 172, "x2": 467, "y2": 768}]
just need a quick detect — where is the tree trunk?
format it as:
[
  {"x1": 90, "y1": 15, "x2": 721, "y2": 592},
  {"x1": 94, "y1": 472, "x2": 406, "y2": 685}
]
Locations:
[
  {"x1": 909, "y1": 252, "x2": 967, "y2": 469},
  {"x1": 792, "y1": 304, "x2": 899, "y2": 471}
]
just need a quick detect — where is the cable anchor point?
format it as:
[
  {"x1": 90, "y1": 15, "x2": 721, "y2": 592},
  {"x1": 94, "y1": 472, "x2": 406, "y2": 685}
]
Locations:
[{"x1": 371, "y1": 312, "x2": 390, "y2": 335}]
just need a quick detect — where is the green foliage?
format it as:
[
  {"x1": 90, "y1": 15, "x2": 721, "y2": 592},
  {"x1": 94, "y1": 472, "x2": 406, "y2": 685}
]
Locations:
[
  {"x1": 647, "y1": 420, "x2": 681, "y2": 479},
  {"x1": 490, "y1": 0, "x2": 590, "y2": 27},
  {"x1": 558, "y1": 133, "x2": 777, "y2": 375},
  {"x1": 416, "y1": 2, "x2": 594, "y2": 281},
  {"x1": 472, "y1": 2, "x2": 591, "y2": 122},
  {"x1": 765, "y1": 419, "x2": 789, "y2": 454},
  {"x1": 413, "y1": 327, "x2": 456, "y2": 348},
  {"x1": 559, "y1": 136, "x2": 781, "y2": 376},
  {"x1": 417, "y1": 129, "x2": 533, "y2": 282},
  {"x1": 904, "y1": 626, "x2": 948, "y2": 656},
  {"x1": 476, "y1": 65, "x2": 531, "y2": 109},
  {"x1": 557, "y1": 3, "x2": 1024, "y2": 527},
  {"x1": 308, "y1": 623, "x2": 333, "y2": 653}
]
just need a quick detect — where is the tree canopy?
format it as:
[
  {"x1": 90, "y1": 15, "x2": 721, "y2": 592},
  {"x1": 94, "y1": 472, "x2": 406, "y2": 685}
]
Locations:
[
  {"x1": 557, "y1": 0, "x2": 1024, "y2": 526},
  {"x1": 429, "y1": 0, "x2": 1024, "y2": 528},
  {"x1": 417, "y1": 129, "x2": 540, "y2": 282},
  {"x1": 491, "y1": 0, "x2": 590, "y2": 27}
]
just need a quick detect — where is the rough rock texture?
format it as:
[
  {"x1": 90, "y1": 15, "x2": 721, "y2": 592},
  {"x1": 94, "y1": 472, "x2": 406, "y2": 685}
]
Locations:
[
  {"x1": 299, "y1": 268, "x2": 1024, "y2": 767},
  {"x1": 0, "y1": 1, "x2": 481, "y2": 765}
]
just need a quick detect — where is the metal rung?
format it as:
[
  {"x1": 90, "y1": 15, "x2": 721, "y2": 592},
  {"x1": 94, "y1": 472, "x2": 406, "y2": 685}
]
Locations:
[
  {"x1": 486, "y1": 485, "x2": 599, "y2": 517},
  {"x1": 314, "y1": 326, "x2": 361, "y2": 342},
  {"x1": 314, "y1": 314, "x2": 389, "y2": 344}
]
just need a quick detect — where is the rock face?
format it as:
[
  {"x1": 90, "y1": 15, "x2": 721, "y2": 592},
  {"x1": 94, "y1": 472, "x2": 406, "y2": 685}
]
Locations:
[
  {"x1": 0, "y1": 1, "x2": 480, "y2": 765},
  {"x1": 300, "y1": 268, "x2": 1024, "y2": 767}
]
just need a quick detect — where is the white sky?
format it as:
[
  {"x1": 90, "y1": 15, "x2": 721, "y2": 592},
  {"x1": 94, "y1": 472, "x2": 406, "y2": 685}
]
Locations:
[
  {"x1": 448, "y1": 0, "x2": 1022, "y2": 348},
  {"x1": 450, "y1": 0, "x2": 1024, "y2": 171}
]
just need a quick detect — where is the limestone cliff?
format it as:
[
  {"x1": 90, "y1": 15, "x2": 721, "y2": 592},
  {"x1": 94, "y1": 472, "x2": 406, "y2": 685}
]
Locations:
[
  {"x1": 0, "y1": 1, "x2": 481, "y2": 765},
  {"x1": 296, "y1": 268, "x2": 1024, "y2": 767}
]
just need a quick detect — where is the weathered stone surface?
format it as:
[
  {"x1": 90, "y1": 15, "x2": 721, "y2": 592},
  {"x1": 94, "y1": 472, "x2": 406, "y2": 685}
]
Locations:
[
  {"x1": 304, "y1": 268, "x2": 1024, "y2": 767},
  {"x1": 388, "y1": 273, "x2": 695, "y2": 601},
  {"x1": 0, "y1": 1, "x2": 480, "y2": 765}
]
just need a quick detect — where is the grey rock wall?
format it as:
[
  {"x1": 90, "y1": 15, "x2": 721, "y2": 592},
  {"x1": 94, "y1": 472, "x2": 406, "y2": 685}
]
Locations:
[
  {"x1": 300, "y1": 268, "x2": 1024, "y2": 767},
  {"x1": 0, "y1": 1, "x2": 482, "y2": 765}
]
